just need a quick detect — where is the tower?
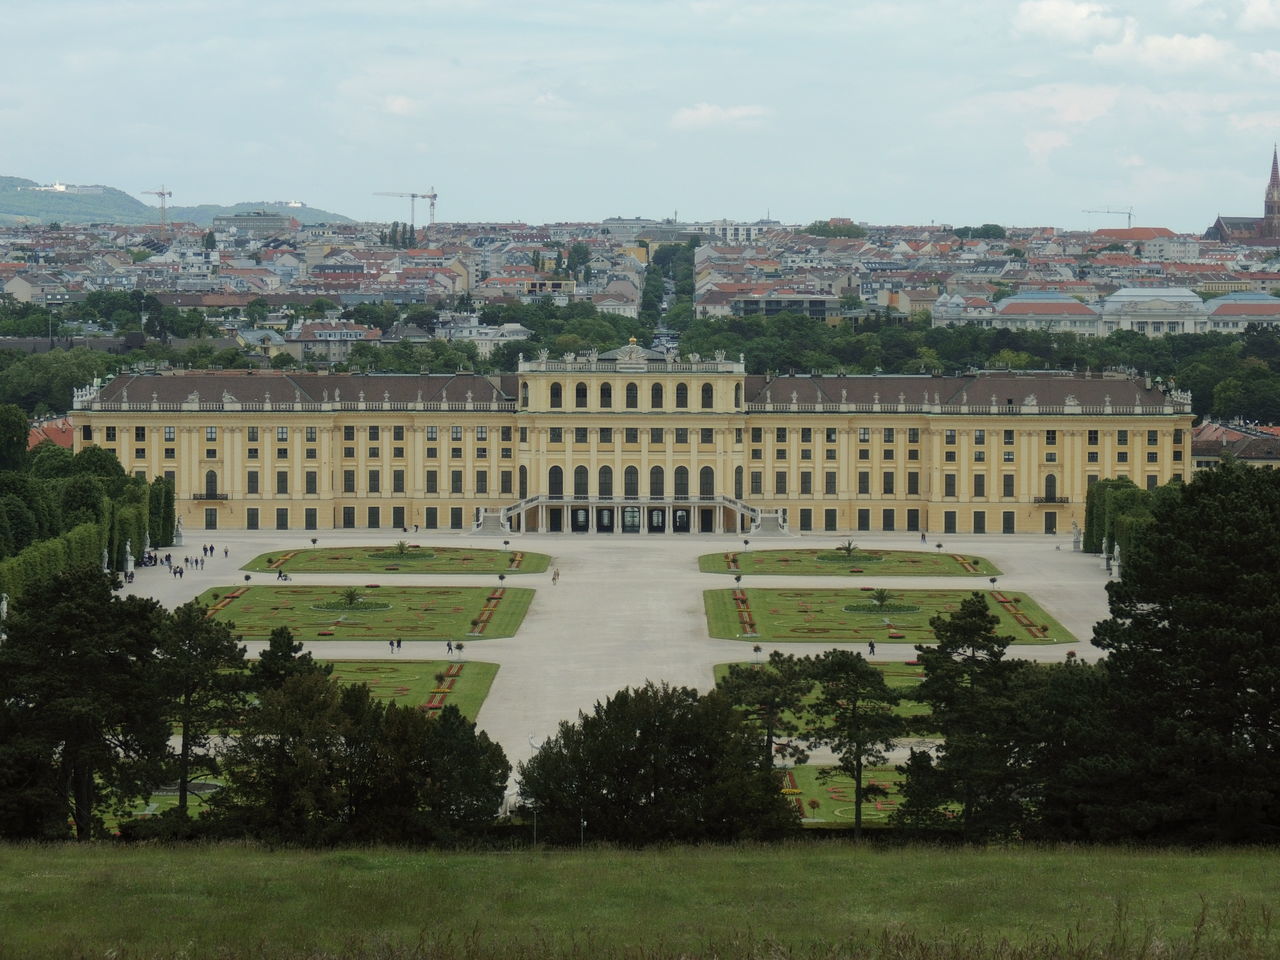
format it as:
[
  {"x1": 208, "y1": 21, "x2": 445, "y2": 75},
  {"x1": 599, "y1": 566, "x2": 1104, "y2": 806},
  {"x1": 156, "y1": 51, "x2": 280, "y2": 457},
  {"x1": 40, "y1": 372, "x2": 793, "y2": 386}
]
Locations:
[{"x1": 1263, "y1": 146, "x2": 1280, "y2": 238}]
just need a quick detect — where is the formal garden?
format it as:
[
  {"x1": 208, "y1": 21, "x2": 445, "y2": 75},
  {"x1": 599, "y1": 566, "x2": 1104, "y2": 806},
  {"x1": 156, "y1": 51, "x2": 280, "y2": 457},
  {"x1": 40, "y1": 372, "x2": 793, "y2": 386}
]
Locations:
[
  {"x1": 243, "y1": 543, "x2": 551, "y2": 574},
  {"x1": 705, "y1": 587, "x2": 1072, "y2": 644},
  {"x1": 699, "y1": 544, "x2": 1001, "y2": 576},
  {"x1": 196, "y1": 584, "x2": 533, "y2": 642}
]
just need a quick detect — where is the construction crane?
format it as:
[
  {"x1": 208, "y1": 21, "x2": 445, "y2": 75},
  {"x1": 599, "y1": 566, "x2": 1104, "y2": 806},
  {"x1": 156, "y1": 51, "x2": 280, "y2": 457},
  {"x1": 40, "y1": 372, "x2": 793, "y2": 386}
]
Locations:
[
  {"x1": 144, "y1": 185, "x2": 172, "y2": 229},
  {"x1": 1083, "y1": 206, "x2": 1134, "y2": 228},
  {"x1": 374, "y1": 187, "x2": 438, "y2": 228}
]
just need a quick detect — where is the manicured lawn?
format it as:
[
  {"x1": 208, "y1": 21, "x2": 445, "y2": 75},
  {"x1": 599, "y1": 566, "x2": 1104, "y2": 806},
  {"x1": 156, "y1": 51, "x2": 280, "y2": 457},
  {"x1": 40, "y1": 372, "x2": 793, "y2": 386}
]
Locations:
[
  {"x1": 324, "y1": 658, "x2": 497, "y2": 721},
  {"x1": 705, "y1": 587, "x2": 1072, "y2": 644},
  {"x1": 2, "y1": 843, "x2": 1278, "y2": 959},
  {"x1": 699, "y1": 547, "x2": 1000, "y2": 577},
  {"x1": 788, "y1": 763, "x2": 906, "y2": 827},
  {"x1": 243, "y1": 544, "x2": 551, "y2": 574},
  {"x1": 196, "y1": 584, "x2": 533, "y2": 642}
]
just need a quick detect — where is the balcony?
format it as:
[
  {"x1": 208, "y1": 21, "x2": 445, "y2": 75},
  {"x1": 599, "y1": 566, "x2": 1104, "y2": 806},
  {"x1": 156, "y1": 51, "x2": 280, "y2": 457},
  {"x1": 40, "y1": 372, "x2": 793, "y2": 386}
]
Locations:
[
  {"x1": 1032, "y1": 496, "x2": 1069, "y2": 504},
  {"x1": 192, "y1": 493, "x2": 229, "y2": 501}
]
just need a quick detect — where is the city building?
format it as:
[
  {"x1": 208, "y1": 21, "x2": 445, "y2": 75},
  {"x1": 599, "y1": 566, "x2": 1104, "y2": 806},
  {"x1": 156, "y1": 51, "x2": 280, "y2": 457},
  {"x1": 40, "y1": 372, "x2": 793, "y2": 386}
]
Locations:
[
  {"x1": 72, "y1": 352, "x2": 1193, "y2": 537},
  {"x1": 1205, "y1": 149, "x2": 1280, "y2": 246}
]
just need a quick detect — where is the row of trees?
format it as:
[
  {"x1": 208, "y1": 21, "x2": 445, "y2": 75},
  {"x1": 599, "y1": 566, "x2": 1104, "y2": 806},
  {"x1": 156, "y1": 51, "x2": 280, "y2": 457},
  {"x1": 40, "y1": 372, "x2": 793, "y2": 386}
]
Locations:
[{"x1": 0, "y1": 578, "x2": 509, "y2": 843}]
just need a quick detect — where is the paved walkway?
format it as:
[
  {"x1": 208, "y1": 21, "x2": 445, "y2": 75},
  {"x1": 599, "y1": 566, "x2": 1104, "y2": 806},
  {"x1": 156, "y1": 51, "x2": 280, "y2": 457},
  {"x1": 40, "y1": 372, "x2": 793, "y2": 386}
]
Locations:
[{"x1": 127, "y1": 529, "x2": 1114, "y2": 769}]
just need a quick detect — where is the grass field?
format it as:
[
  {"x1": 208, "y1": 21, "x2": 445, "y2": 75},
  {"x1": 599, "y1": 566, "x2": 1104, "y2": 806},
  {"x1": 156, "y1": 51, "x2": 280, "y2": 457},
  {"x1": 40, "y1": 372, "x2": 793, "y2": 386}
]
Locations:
[
  {"x1": 789, "y1": 764, "x2": 906, "y2": 827},
  {"x1": 196, "y1": 584, "x2": 533, "y2": 642},
  {"x1": 243, "y1": 544, "x2": 551, "y2": 574},
  {"x1": 705, "y1": 587, "x2": 1072, "y2": 645},
  {"x1": 699, "y1": 547, "x2": 1001, "y2": 577},
  {"x1": 1, "y1": 843, "x2": 1277, "y2": 959}
]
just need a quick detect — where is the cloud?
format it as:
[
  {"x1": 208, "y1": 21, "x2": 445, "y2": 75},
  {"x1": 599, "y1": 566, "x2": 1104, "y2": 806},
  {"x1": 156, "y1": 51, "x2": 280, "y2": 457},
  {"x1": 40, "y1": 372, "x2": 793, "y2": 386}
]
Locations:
[
  {"x1": 1092, "y1": 28, "x2": 1234, "y2": 70},
  {"x1": 1229, "y1": 110, "x2": 1280, "y2": 130},
  {"x1": 1119, "y1": 153, "x2": 1145, "y2": 167},
  {"x1": 670, "y1": 102, "x2": 770, "y2": 131},
  {"x1": 1239, "y1": 0, "x2": 1280, "y2": 28},
  {"x1": 958, "y1": 83, "x2": 1120, "y2": 127},
  {"x1": 1012, "y1": 0, "x2": 1124, "y2": 42},
  {"x1": 1024, "y1": 130, "x2": 1071, "y2": 163},
  {"x1": 383, "y1": 95, "x2": 418, "y2": 116}
]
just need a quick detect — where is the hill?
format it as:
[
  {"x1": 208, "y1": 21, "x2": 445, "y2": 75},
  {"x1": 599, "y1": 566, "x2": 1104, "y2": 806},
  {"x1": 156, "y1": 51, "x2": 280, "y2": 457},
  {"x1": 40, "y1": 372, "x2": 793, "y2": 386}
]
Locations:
[{"x1": 0, "y1": 175, "x2": 353, "y2": 226}]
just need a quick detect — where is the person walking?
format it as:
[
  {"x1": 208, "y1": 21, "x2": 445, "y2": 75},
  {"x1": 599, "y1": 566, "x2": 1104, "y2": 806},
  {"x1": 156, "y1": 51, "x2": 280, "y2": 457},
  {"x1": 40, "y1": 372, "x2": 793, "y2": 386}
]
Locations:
[
  {"x1": 395, "y1": 638, "x2": 402, "y2": 651},
  {"x1": 868, "y1": 639, "x2": 876, "y2": 656},
  {"x1": 552, "y1": 567, "x2": 560, "y2": 585},
  {"x1": 388, "y1": 639, "x2": 395, "y2": 654},
  {"x1": 446, "y1": 640, "x2": 454, "y2": 655}
]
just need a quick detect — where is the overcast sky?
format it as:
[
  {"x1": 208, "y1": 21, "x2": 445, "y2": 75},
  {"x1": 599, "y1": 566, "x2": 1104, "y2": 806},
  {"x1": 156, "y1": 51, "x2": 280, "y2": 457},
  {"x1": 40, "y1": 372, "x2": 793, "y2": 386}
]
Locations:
[{"x1": 7, "y1": 0, "x2": 1280, "y2": 231}]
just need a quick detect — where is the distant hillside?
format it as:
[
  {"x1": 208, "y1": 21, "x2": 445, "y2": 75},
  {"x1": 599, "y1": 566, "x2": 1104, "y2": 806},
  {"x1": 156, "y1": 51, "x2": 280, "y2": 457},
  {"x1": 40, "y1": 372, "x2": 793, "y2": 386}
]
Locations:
[{"x1": 0, "y1": 175, "x2": 353, "y2": 226}]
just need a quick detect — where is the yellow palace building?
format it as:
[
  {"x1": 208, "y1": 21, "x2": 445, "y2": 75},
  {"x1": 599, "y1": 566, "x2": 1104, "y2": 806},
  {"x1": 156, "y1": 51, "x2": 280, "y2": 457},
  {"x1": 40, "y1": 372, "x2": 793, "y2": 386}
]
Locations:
[{"x1": 71, "y1": 341, "x2": 1193, "y2": 537}]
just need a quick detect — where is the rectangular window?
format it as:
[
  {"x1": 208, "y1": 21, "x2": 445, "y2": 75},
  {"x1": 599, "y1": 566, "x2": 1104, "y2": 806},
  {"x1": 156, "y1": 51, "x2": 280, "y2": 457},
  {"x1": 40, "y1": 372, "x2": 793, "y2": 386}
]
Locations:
[
  {"x1": 475, "y1": 447, "x2": 487, "y2": 459},
  {"x1": 945, "y1": 429, "x2": 956, "y2": 445},
  {"x1": 881, "y1": 449, "x2": 893, "y2": 461},
  {"x1": 624, "y1": 428, "x2": 638, "y2": 444},
  {"x1": 974, "y1": 474, "x2": 986, "y2": 497},
  {"x1": 134, "y1": 426, "x2": 145, "y2": 442},
  {"x1": 276, "y1": 508, "x2": 289, "y2": 531},
  {"x1": 944, "y1": 473, "x2": 956, "y2": 497},
  {"x1": 1146, "y1": 451, "x2": 1158, "y2": 463},
  {"x1": 427, "y1": 426, "x2": 438, "y2": 442},
  {"x1": 700, "y1": 428, "x2": 714, "y2": 445},
  {"x1": 306, "y1": 449, "x2": 317, "y2": 460},
  {"x1": 944, "y1": 511, "x2": 956, "y2": 534},
  {"x1": 277, "y1": 426, "x2": 288, "y2": 442},
  {"x1": 857, "y1": 471, "x2": 870, "y2": 495},
  {"x1": 393, "y1": 446, "x2": 404, "y2": 459},
  {"x1": 799, "y1": 508, "x2": 812, "y2": 532},
  {"x1": 824, "y1": 471, "x2": 837, "y2": 495},
  {"x1": 973, "y1": 511, "x2": 986, "y2": 534},
  {"x1": 368, "y1": 507, "x2": 380, "y2": 529},
  {"x1": 974, "y1": 429, "x2": 985, "y2": 445},
  {"x1": 800, "y1": 472, "x2": 812, "y2": 495},
  {"x1": 750, "y1": 471, "x2": 763, "y2": 495},
  {"x1": 599, "y1": 428, "x2": 613, "y2": 444},
  {"x1": 449, "y1": 507, "x2": 463, "y2": 530},
  {"x1": 343, "y1": 446, "x2": 355, "y2": 458},
  {"x1": 134, "y1": 447, "x2": 145, "y2": 459},
  {"x1": 476, "y1": 470, "x2": 488, "y2": 494},
  {"x1": 1117, "y1": 430, "x2": 1128, "y2": 446},
  {"x1": 858, "y1": 427, "x2": 870, "y2": 442},
  {"x1": 882, "y1": 509, "x2": 895, "y2": 531},
  {"x1": 825, "y1": 509, "x2": 838, "y2": 532},
  {"x1": 246, "y1": 508, "x2": 259, "y2": 530},
  {"x1": 906, "y1": 508, "x2": 920, "y2": 532},
  {"x1": 882, "y1": 472, "x2": 895, "y2": 495},
  {"x1": 1088, "y1": 451, "x2": 1099, "y2": 463},
  {"x1": 776, "y1": 427, "x2": 788, "y2": 442},
  {"x1": 1003, "y1": 511, "x2": 1015, "y2": 534},
  {"x1": 519, "y1": 427, "x2": 527, "y2": 443},
  {"x1": 826, "y1": 427, "x2": 837, "y2": 443},
  {"x1": 1173, "y1": 450, "x2": 1183, "y2": 462},
  {"x1": 451, "y1": 426, "x2": 463, "y2": 441},
  {"x1": 450, "y1": 470, "x2": 463, "y2": 494},
  {"x1": 306, "y1": 471, "x2": 317, "y2": 495},
  {"x1": 1003, "y1": 451, "x2": 1015, "y2": 462},
  {"x1": 775, "y1": 471, "x2": 787, "y2": 494},
  {"x1": 1003, "y1": 429, "x2": 1014, "y2": 445},
  {"x1": 392, "y1": 506, "x2": 404, "y2": 529},
  {"x1": 549, "y1": 428, "x2": 563, "y2": 444},
  {"x1": 1088, "y1": 429, "x2": 1099, "y2": 445},
  {"x1": 343, "y1": 470, "x2": 355, "y2": 493},
  {"x1": 574, "y1": 427, "x2": 588, "y2": 444},
  {"x1": 858, "y1": 449, "x2": 870, "y2": 460},
  {"x1": 425, "y1": 447, "x2": 437, "y2": 459},
  {"x1": 204, "y1": 508, "x2": 217, "y2": 530},
  {"x1": 344, "y1": 426, "x2": 355, "y2": 442},
  {"x1": 1148, "y1": 430, "x2": 1158, "y2": 446},
  {"x1": 907, "y1": 449, "x2": 919, "y2": 461},
  {"x1": 425, "y1": 507, "x2": 438, "y2": 529},
  {"x1": 944, "y1": 451, "x2": 956, "y2": 463},
  {"x1": 246, "y1": 471, "x2": 259, "y2": 494},
  {"x1": 393, "y1": 425, "x2": 405, "y2": 442},
  {"x1": 1002, "y1": 474, "x2": 1014, "y2": 497},
  {"x1": 776, "y1": 448, "x2": 787, "y2": 460},
  {"x1": 164, "y1": 448, "x2": 175, "y2": 459},
  {"x1": 393, "y1": 469, "x2": 404, "y2": 493},
  {"x1": 305, "y1": 507, "x2": 317, "y2": 530},
  {"x1": 306, "y1": 426, "x2": 317, "y2": 442},
  {"x1": 276, "y1": 471, "x2": 288, "y2": 494},
  {"x1": 164, "y1": 426, "x2": 175, "y2": 442},
  {"x1": 801, "y1": 427, "x2": 812, "y2": 443},
  {"x1": 1045, "y1": 452, "x2": 1057, "y2": 463},
  {"x1": 907, "y1": 471, "x2": 919, "y2": 495},
  {"x1": 650, "y1": 428, "x2": 664, "y2": 444},
  {"x1": 1118, "y1": 451, "x2": 1129, "y2": 463},
  {"x1": 277, "y1": 447, "x2": 289, "y2": 460},
  {"x1": 973, "y1": 450, "x2": 986, "y2": 462},
  {"x1": 501, "y1": 470, "x2": 513, "y2": 494},
  {"x1": 1146, "y1": 475, "x2": 1158, "y2": 490},
  {"x1": 1173, "y1": 428, "x2": 1184, "y2": 444},
  {"x1": 501, "y1": 426, "x2": 512, "y2": 442},
  {"x1": 1046, "y1": 429, "x2": 1057, "y2": 445},
  {"x1": 247, "y1": 427, "x2": 258, "y2": 442},
  {"x1": 751, "y1": 427, "x2": 763, "y2": 443},
  {"x1": 883, "y1": 427, "x2": 894, "y2": 443},
  {"x1": 751, "y1": 449, "x2": 763, "y2": 461},
  {"x1": 368, "y1": 470, "x2": 380, "y2": 493},
  {"x1": 908, "y1": 428, "x2": 920, "y2": 444},
  {"x1": 857, "y1": 508, "x2": 870, "y2": 531},
  {"x1": 205, "y1": 427, "x2": 217, "y2": 441},
  {"x1": 476, "y1": 426, "x2": 487, "y2": 441},
  {"x1": 675, "y1": 428, "x2": 689, "y2": 445}
]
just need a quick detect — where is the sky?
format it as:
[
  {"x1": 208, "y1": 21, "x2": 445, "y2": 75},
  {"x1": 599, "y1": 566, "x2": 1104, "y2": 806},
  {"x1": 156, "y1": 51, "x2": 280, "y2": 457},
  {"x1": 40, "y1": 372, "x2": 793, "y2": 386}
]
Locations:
[{"x1": 6, "y1": 0, "x2": 1280, "y2": 232}]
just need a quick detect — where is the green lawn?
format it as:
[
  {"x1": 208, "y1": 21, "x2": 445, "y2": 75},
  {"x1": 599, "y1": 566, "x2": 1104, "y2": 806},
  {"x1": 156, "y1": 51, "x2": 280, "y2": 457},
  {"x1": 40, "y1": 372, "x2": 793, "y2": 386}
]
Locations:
[
  {"x1": 243, "y1": 544, "x2": 551, "y2": 574},
  {"x1": 788, "y1": 763, "x2": 906, "y2": 827},
  {"x1": 2, "y1": 843, "x2": 1277, "y2": 959},
  {"x1": 196, "y1": 584, "x2": 533, "y2": 642},
  {"x1": 699, "y1": 547, "x2": 1000, "y2": 577},
  {"x1": 325, "y1": 658, "x2": 497, "y2": 721},
  {"x1": 705, "y1": 587, "x2": 1072, "y2": 645}
]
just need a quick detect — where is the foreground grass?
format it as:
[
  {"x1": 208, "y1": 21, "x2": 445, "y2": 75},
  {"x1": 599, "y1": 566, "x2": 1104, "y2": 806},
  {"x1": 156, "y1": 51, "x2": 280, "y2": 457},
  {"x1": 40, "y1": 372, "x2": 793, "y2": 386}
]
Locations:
[
  {"x1": 197, "y1": 584, "x2": 533, "y2": 642},
  {"x1": 244, "y1": 544, "x2": 551, "y2": 574},
  {"x1": 706, "y1": 587, "x2": 1073, "y2": 645},
  {"x1": 1, "y1": 844, "x2": 1278, "y2": 959},
  {"x1": 700, "y1": 547, "x2": 1001, "y2": 577}
]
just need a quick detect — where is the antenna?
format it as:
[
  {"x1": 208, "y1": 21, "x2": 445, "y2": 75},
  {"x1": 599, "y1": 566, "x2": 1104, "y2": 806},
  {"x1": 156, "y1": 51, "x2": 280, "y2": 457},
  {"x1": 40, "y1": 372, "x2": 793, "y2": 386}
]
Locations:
[{"x1": 143, "y1": 185, "x2": 173, "y2": 229}]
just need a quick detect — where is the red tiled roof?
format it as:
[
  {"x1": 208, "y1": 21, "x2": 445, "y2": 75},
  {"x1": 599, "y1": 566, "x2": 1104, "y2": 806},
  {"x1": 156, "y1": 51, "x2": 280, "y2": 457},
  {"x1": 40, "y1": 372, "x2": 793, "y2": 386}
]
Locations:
[{"x1": 29, "y1": 417, "x2": 74, "y2": 450}]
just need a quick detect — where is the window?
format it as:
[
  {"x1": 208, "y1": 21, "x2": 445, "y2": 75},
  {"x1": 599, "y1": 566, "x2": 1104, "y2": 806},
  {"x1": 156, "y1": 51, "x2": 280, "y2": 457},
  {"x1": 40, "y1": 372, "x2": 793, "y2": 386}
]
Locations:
[
  {"x1": 907, "y1": 449, "x2": 919, "y2": 461},
  {"x1": 246, "y1": 471, "x2": 259, "y2": 494},
  {"x1": 675, "y1": 428, "x2": 689, "y2": 445},
  {"x1": 907, "y1": 471, "x2": 919, "y2": 495},
  {"x1": 944, "y1": 474, "x2": 956, "y2": 497},
  {"x1": 945, "y1": 429, "x2": 956, "y2": 445},
  {"x1": 205, "y1": 427, "x2": 217, "y2": 441},
  {"x1": 974, "y1": 474, "x2": 986, "y2": 497},
  {"x1": 858, "y1": 449, "x2": 870, "y2": 461},
  {"x1": 882, "y1": 472, "x2": 895, "y2": 495},
  {"x1": 369, "y1": 507, "x2": 381, "y2": 529},
  {"x1": 549, "y1": 428, "x2": 563, "y2": 444},
  {"x1": 164, "y1": 426, "x2": 175, "y2": 442},
  {"x1": 882, "y1": 427, "x2": 894, "y2": 443},
  {"x1": 247, "y1": 427, "x2": 258, "y2": 442},
  {"x1": 1003, "y1": 451, "x2": 1015, "y2": 462},
  {"x1": 368, "y1": 470, "x2": 380, "y2": 493},
  {"x1": 501, "y1": 426, "x2": 512, "y2": 442},
  {"x1": 599, "y1": 427, "x2": 613, "y2": 444},
  {"x1": 574, "y1": 427, "x2": 588, "y2": 444},
  {"x1": 700, "y1": 428, "x2": 714, "y2": 445},
  {"x1": 624, "y1": 466, "x2": 639, "y2": 497},
  {"x1": 650, "y1": 428, "x2": 664, "y2": 444},
  {"x1": 277, "y1": 448, "x2": 288, "y2": 460},
  {"x1": 476, "y1": 470, "x2": 488, "y2": 494},
  {"x1": 800, "y1": 472, "x2": 812, "y2": 494},
  {"x1": 1002, "y1": 474, "x2": 1014, "y2": 497},
  {"x1": 882, "y1": 509, "x2": 895, "y2": 532},
  {"x1": 1045, "y1": 429, "x2": 1057, "y2": 445},
  {"x1": 824, "y1": 471, "x2": 836, "y2": 494},
  {"x1": 1173, "y1": 450, "x2": 1183, "y2": 462},
  {"x1": 204, "y1": 508, "x2": 217, "y2": 530},
  {"x1": 451, "y1": 426, "x2": 463, "y2": 441},
  {"x1": 944, "y1": 451, "x2": 956, "y2": 463},
  {"x1": 651, "y1": 383, "x2": 663, "y2": 408},
  {"x1": 276, "y1": 471, "x2": 288, "y2": 494},
  {"x1": 427, "y1": 427, "x2": 438, "y2": 441},
  {"x1": 575, "y1": 382, "x2": 588, "y2": 408},
  {"x1": 825, "y1": 449, "x2": 836, "y2": 461},
  {"x1": 306, "y1": 448, "x2": 317, "y2": 460},
  {"x1": 277, "y1": 427, "x2": 288, "y2": 442},
  {"x1": 802, "y1": 448, "x2": 814, "y2": 461},
  {"x1": 776, "y1": 448, "x2": 787, "y2": 460},
  {"x1": 750, "y1": 471, "x2": 763, "y2": 495},
  {"x1": 624, "y1": 428, "x2": 638, "y2": 444},
  {"x1": 450, "y1": 470, "x2": 463, "y2": 494},
  {"x1": 973, "y1": 511, "x2": 986, "y2": 534},
  {"x1": 625, "y1": 383, "x2": 638, "y2": 408},
  {"x1": 500, "y1": 471, "x2": 512, "y2": 494},
  {"x1": 519, "y1": 427, "x2": 527, "y2": 443},
  {"x1": 973, "y1": 450, "x2": 986, "y2": 462},
  {"x1": 775, "y1": 471, "x2": 787, "y2": 494},
  {"x1": 306, "y1": 471, "x2": 318, "y2": 495},
  {"x1": 306, "y1": 427, "x2": 317, "y2": 442},
  {"x1": 676, "y1": 383, "x2": 689, "y2": 408},
  {"x1": 344, "y1": 426, "x2": 355, "y2": 442},
  {"x1": 751, "y1": 427, "x2": 762, "y2": 443},
  {"x1": 858, "y1": 427, "x2": 870, "y2": 442},
  {"x1": 475, "y1": 426, "x2": 487, "y2": 441},
  {"x1": 1148, "y1": 430, "x2": 1159, "y2": 446},
  {"x1": 134, "y1": 426, "x2": 145, "y2": 442},
  {"x1": 776, "y1": 427, "x2": 788, "y2": 442},
  {"x1": 857, "y1": 471, "x2": 870, "y2": 494},
  {"x1": 343, "y1": 446, "x2": 355, "y2": 458},
  {"x1": 134, "y1": 447, "x2": 145, "y2": 458},
  {"x1": 1117, "y1": 430, "x2": 1128, "y2": 446},
  {"x1": 801, "y1": 428, "x2": 812, "y2": 443},
  {"x1": 974, "y1": 429, "x2": 985, "y2": 445},
  {"x1": 393, "y1": 426, "x2": 405, "y2": 442},
  {"x1": 751, "y1": 449, "x2": 763, "y2": 460},
  {"x1": 246, "y1": 508, "x2": 259, "y2": 530},
  {"x1": 393, "y1": 447, "x2": 404, "y2": 459},
  {"x1": 425, "y1": 447, "x2": 437, "y2": 459},
  {"x1": 164, "y1": 448, "x2": 174, "y2": 459},
  {"x1": 701, "y1": 383, "x2": 714, "y2": 408},
  {"x1": 343, "y1": 470, "x2": 355, "y2": 493},
  {"x1": 205, "y1": 449, "x2": 216, "y2": 459},
  {"x1": 1146, "y1": 475, "x2": 1158, "y2": 491},
  {"x1": 1088, "y1": 451, "x2": 1099, "y2": 463},
  {"x1": 1003, "y1": 429, "x2": 1014, "y2": 445},
  {"x1": 450, "y1": 447, "x2": 462, "y2": 459},
  {"x1": 649, "y1": 466, "x2": 664, "y2": 497},
  {"x1": 1173, "y1": 428, "x2": 1184, "y2": 444},
  {"x1": 600, "y1": 383, "x2": 613, "y2": 408},
  {"x1": 1146, "y1": 451, "x2": 1159, "y2": 463},
  {"x1": 1118, "y1": 451, "x2": 1129, "y2": 463},
  {"x1": 550, "y1": 382, "x2": 563, "y2": 408},
  {"x1": 1046, "y1": 452, "x2": 1057, "y2": 463},
  {"x1": 1088, "y1": 429, "x2": 1099, "y2": 445},
  {"x1": 826, "y1": 427, "x2": 837, "y2": 443},
  {"x1": 908, "y1": 428, "x2": 920, "y2": 444},
  {"x1": 426, "y1": 470, "x2": 438, "y2": 494}
]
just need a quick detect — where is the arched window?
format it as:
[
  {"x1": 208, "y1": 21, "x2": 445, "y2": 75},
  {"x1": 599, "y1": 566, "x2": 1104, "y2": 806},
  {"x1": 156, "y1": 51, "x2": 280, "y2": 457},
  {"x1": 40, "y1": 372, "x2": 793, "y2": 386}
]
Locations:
[
  {"x1": 550, "y1": 382, "x2": 563, "y2": 409},
  {"x1": 520, "y1": 382, "x2": 529, "y2": 408},
  {"x1": 519, "y1": 466, "x2": 528, "y2": 499},
  {"x1": 625, "y1": 382, "x2": 639, "y2": 409},
  {"x1": 574, "y1": 465, "x2": 589, "y2": 498},
  {"x1": 600, "y1": 382, "x2": 613, "y2": 408},
  {"x1": 575, "y1": 382, "x2": 588, "y2": 408},
  {"x1": 675, "y1": 383, "x2": 689, "y2": 408},
  {"x1": 1045, "y1": 474, "x2": 1058, "y2": 500},
  {"x1": 624, "y1": 465, "x2": 639, "y2": 498},
  {"x1": 699, "y1": 466, "x2": 715, "y2": 497},
  {"x1": 734, "y1": 383, "x2": 742, "y2": 408},
  {"x1": 205, "y1": 470, "x2": 219, "y2": 497},
  {"x1": 598, "y1": 465, "x2": 613, "y2": 498},
  {"x1": 674, "y1": 466, "x2": 689, "y2": 499},
  {"x1": 548, "y1": 466, "x2": 563, "y2": 498},
  {"x1": 701, "y1": 383, "x2": 714, "y2": 409},
  {"x1": 649, "y1": 465, "x2": 665, "y2": 498},
  {"x1": 651, "y1": 383, "x2": 663, "y2": 408},
  {"x1": 734, "y1": 465, "x2": 744, "y2": 499}
]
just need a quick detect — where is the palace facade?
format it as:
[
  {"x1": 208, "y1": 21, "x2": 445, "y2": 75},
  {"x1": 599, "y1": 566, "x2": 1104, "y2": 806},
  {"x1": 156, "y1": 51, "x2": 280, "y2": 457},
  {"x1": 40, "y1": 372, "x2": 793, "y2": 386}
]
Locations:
[{"x1": 72, "y1": 343, "x2": 1194, "y2": 537}]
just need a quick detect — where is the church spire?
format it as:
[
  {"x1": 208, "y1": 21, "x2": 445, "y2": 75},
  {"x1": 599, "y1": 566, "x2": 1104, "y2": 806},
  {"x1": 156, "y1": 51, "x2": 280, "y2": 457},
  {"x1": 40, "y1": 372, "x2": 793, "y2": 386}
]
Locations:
[{"x1": 1271, "y1": 144, "x2": 1279, "y2": 189}]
